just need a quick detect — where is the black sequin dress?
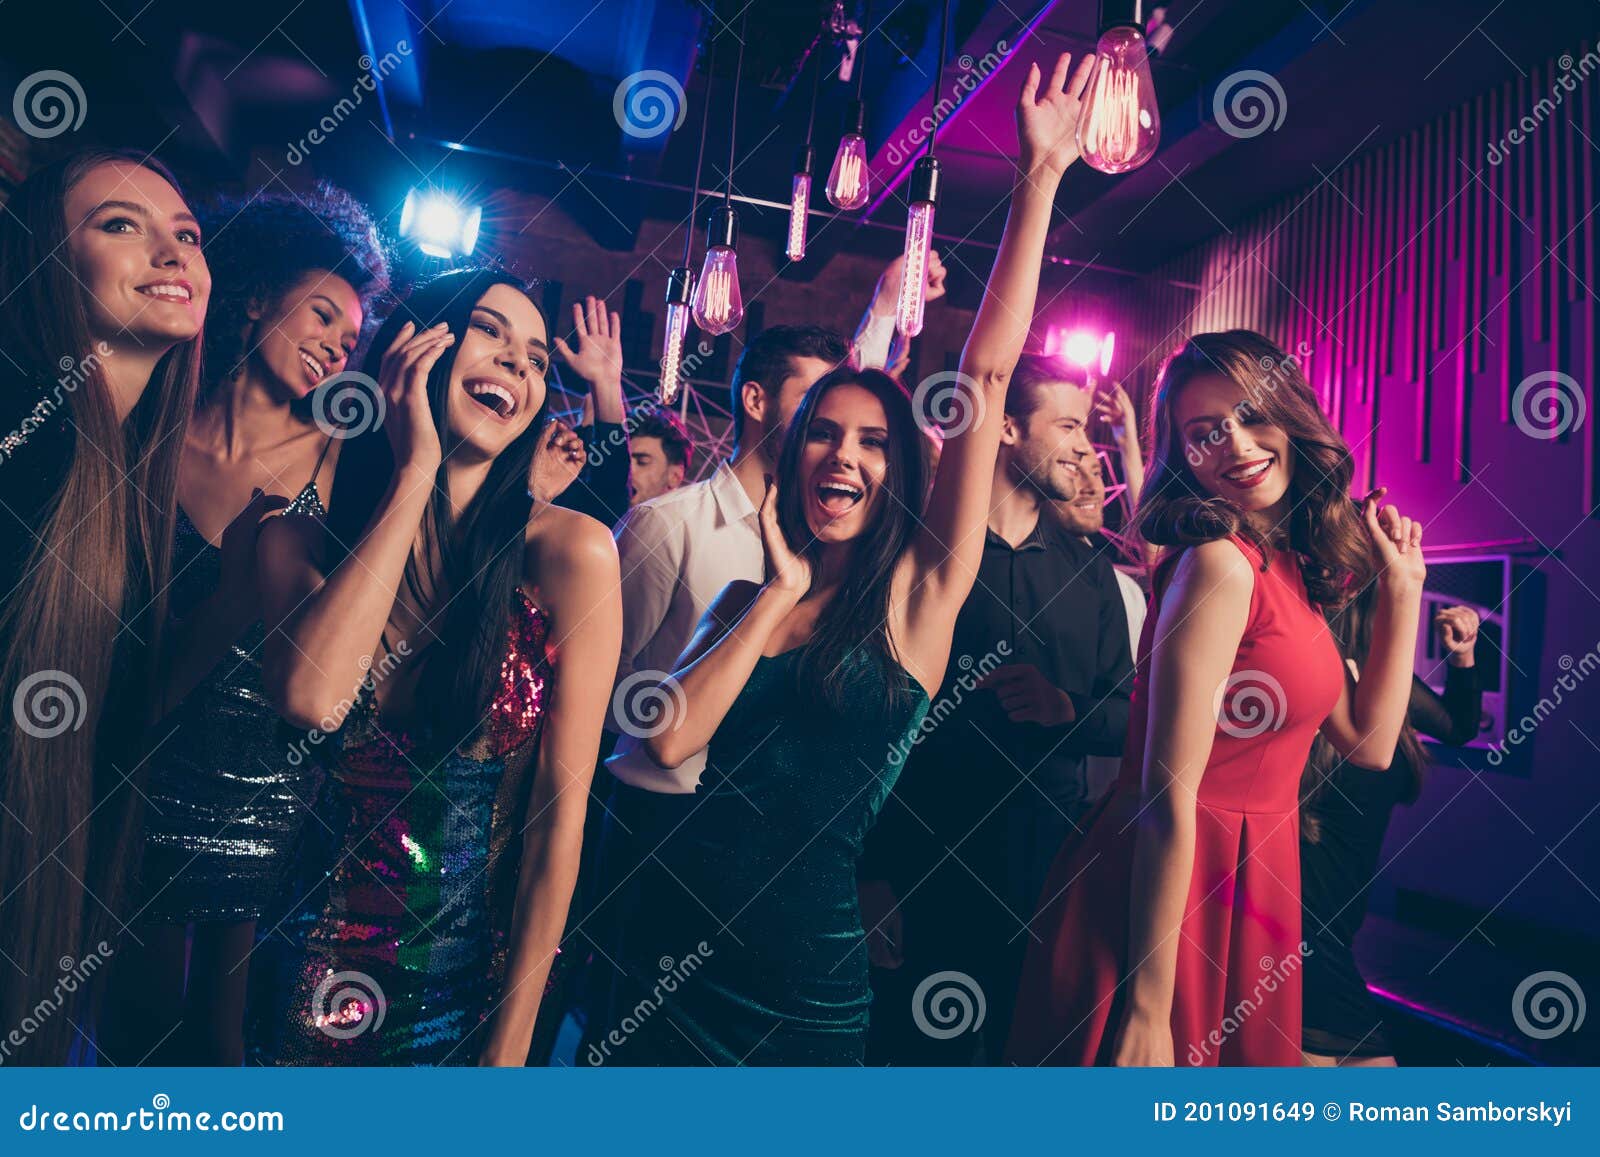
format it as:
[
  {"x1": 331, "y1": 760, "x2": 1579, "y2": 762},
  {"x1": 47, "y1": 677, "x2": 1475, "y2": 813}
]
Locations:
[{"x1": 135, "y1": 440, "x2": 333, "y2": 924}]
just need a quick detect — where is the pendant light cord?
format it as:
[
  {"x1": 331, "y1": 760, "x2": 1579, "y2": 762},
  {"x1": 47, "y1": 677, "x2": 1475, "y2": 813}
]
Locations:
[
  {"x1": 724, "y1": 8, "x2": 748, "y2": 205},
  {"x1": 928, "y1": 0, "x2": 949, "y2": 159},
  {"x1": 683, "y1": 25, "x2": 716, "y2": 268}
]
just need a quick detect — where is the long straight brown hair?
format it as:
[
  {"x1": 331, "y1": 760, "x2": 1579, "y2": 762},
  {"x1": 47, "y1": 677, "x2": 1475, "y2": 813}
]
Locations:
[{"x1": 0, "y1": 149, "x2": 203, "y2": 1063}]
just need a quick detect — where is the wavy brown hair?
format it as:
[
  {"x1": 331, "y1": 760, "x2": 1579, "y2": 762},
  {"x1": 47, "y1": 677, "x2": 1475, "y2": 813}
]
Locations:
[
  {"x1": 0, "y1": 149, "x2": 203, "y2": 1063},
  {"x1": 1138, "y1": 330, "x2": 1373, "y2": 607}
]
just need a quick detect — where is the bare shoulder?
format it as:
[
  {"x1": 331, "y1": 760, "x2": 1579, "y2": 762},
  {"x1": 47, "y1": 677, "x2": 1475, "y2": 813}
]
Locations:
[
  {"x1": 1170, "y1": 537, "x2": 1256, "y2": 597},
  {"x1": 524, "y1": 505, "x2": 620, "y2": 581}
]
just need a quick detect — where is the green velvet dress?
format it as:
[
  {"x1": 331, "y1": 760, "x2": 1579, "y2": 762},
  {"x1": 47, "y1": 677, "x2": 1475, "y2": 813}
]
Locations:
[{"x1": 596, "y1": 647, "x2": 928, "y2": 1066}]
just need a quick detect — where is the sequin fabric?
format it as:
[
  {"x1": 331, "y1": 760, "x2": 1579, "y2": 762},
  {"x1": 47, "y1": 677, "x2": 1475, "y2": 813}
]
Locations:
[
  {"x1": 259, "y1": 590, "x2": 552, "y2": 1066},
  {"x1": 137, "y1": 489, "x2": 328, "y2": 924}
]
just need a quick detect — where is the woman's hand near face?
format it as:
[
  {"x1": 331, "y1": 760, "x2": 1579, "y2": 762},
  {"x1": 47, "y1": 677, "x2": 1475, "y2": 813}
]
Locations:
[{"x1": 378, "y1": 320, "x2": 453, "y2": 473}]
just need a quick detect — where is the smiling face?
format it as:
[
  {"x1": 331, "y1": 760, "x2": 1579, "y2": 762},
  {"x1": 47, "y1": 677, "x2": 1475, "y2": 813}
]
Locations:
[
  {"x1": 1175, "y1": 372, "x2": 1294, "y2": 518},
  {"x1": 64, "y1": 160, "x2": 210, "y2": 350},
  {"x1": 248, "y1": 269, "x2": 362, "y2": 400},
  {"x1": 1056, "y1": 453, "x2": 1107, "y2": 535},
  {"x1": 444, "y1": 283, "x2": 550, "y2": 460},
  {"x1": 1004, "y1": 380, "x2": 1092, "y2": 502},
  {"x1": 797, "y1": 383, "x2": 891, "y2": 544}
]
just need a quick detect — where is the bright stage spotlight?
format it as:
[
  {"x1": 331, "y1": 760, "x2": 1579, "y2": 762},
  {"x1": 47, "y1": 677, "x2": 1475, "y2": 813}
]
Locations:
[{"x1": 400, "y1": 189, "x2": 482, "y2": 259}]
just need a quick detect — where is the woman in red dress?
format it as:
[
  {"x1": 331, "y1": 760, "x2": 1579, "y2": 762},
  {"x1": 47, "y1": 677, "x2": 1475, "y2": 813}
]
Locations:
[{"x1": 1007, "y1": 330, "x2": 1426, "y2": 1067}]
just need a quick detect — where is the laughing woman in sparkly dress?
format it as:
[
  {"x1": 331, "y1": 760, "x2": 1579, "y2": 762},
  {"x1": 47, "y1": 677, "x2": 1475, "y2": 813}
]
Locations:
[{"x1": 251, "y1": 269, "x2": 620, "y2": 1065}]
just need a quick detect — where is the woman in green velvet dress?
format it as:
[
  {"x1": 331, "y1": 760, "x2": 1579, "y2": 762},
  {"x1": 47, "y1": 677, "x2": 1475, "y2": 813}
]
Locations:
[{"x1": 591, "y1": 52, "x2": 1096, "y2": 1065}]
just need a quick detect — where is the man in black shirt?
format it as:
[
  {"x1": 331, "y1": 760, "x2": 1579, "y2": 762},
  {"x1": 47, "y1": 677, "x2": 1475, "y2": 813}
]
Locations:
[{"x1": 861, "y1": 354, "x2": 1135, "y2": 1065}]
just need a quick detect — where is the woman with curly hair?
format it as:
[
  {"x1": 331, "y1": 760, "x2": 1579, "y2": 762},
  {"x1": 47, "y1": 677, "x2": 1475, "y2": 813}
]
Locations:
[
  {"x1": 1007, "y1": 330, "x2": 1427, "y2": 1067},
  {"x1": 101, "y1": 183, "x2": 389, "y2": 1065}
]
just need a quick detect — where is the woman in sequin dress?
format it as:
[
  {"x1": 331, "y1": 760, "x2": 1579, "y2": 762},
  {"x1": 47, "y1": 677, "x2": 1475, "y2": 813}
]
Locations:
[
  {"x1": 588, "y1": 54, "x2": 1092, "y2": 1066},
  {"x1": 102, "y1": 187, "x2": 389, "y2": 1066},
  {"x1": 0, "y1": 150, "x2": 208, "y2": 1064},
  {"x1": 251, "y1": 269, "x2": 620, "y2": 1065}
]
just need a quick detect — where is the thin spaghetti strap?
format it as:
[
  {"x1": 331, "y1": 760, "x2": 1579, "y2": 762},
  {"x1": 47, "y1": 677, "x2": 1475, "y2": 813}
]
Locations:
[
  {"x1": 282, "y1": 433, "x2": 338, "y2": 520},
  {"x1": 307, "y1": 431, "x2": 337, "y2": 485}
]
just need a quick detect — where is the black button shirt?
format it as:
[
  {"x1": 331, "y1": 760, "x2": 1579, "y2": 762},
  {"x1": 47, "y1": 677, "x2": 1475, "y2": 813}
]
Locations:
[{"x1": 863, "y1": 514, "x2": 1135, "y2": 885}]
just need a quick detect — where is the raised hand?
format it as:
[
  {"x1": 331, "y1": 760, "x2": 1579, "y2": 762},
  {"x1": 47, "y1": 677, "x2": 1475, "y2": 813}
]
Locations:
[
  {"x1": 1017, "y1": 51, "x2": 1095, "y2": 178},
  {"x1": 552, "y1": 296, "x2": 624, "y2": 394},
  {"x1": 377, "y1": 320, "x2": 453, "y2": 472},
  {"x1": 1094, "y1": 382, "x2": 1137, "y2": 444},
  {"x1": 1434, "y1": 605, "x2": 1480, "y2": 667},
  {"x1": 528, "y1": 417, "x2": 587, "y2": 506},
  {"x1": 871, "y1": 250, "x2": 948, "y2": 318},
  {"x1": 758, "y1": 474, "x2": 811, "y2": 598},
  {"x1": 1360, "y1": 487, "x2": 1426, "y2": 592}
]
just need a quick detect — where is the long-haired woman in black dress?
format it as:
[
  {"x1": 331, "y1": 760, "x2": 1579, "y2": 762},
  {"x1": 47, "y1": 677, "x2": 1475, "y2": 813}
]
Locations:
[
  {"x1": 0, "y1": 149, "x2": 209, "y2": 1064},
  {"x1": 102, "y1": 185, "x2": 389, "y2": 1066}
]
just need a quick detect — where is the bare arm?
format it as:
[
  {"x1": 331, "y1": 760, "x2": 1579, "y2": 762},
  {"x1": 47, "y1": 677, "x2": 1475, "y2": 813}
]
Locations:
[
  {"x1": 478, "y1": 510, "x2": 621, "y2": 1065},
  {"x1": 903, "y1": 55, "x2": 1092, "y2": 637},
  {"x1": 1319, "y1": 493, "x2": 1426, "y2": 769},
  {"x1": 1118, "y1": 540, "x2": 1254, "y2": 1065},
  {"x1": 645, "y1": 476, "x2": 810, "y2": 768},
  {"x1": 258, "y1": 321, "x2": 453, "y2": 728}
]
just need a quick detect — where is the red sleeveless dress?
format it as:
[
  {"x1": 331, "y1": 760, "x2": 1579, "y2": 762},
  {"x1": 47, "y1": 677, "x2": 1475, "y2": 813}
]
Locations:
[{"x1": 1006, "y1": 535, "x2": 1343, "y2": 1066}]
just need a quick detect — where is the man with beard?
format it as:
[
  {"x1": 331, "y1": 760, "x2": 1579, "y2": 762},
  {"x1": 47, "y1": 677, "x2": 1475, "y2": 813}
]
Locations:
[{"x1": 859, "y1": 354, "x2": 1135, "y2": 1065}]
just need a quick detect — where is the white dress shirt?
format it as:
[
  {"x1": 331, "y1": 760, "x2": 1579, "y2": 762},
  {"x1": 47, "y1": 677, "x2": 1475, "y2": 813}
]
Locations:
[
  {"x1": 606, "y1": 459, "x2": 764, "y2": 793},
  {"x1": 1084, "y1": 566, "x2": 1149, "y2": 803}
]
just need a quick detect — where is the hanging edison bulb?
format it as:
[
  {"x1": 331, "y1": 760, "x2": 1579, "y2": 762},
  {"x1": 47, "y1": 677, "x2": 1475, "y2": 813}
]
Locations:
[
  {"x1": 787, "y1": 145, "x2": 814, "y2": 261},
  {"x1": 825, "y1": 100, "x2": 870, "y2": 210},
  {"x1": 658, "y1": 267, "x2": 695, "y2": 404},
  {"x1": 895, "y1": 157, "x2": 942, "y2": 339},
  {"x1": 690, "y1": 205, "x2": 744, "y2": 336},
  {"x1": 1076, "y1": 23, "x2": 1161, "y2": 174}
]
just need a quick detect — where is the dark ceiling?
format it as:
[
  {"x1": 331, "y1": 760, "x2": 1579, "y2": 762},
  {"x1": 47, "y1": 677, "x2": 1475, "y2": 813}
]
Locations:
[{"x1": 2, "y1": 0, "x2": 1592, "y2": 286}]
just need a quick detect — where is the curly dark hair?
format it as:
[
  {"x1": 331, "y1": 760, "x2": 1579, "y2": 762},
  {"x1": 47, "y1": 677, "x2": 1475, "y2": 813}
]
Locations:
[{"x1": 198, "y1": 182, "x2": 390, "y2": 391}]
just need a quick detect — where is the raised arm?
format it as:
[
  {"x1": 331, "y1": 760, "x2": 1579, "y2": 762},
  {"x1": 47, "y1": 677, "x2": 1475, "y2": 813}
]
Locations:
[
  {"x1": 478, "y1": 509, "x2": 621, "y2": 1065},
  {"x1": 905, "y1": 53, "x2": 1092, "y2": 621},
  {"x1": 1116, "y1": 539, "x2": 1254, "y2": 1066},
  {"x1": 258, "y1": 321, "x2": 452, "y2": 729},
  {"x1": 1319, "y1": 492, "x2": 1426, "y2": 769}
]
